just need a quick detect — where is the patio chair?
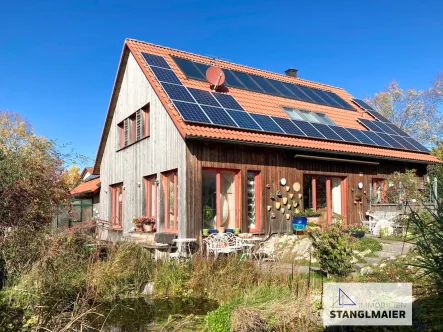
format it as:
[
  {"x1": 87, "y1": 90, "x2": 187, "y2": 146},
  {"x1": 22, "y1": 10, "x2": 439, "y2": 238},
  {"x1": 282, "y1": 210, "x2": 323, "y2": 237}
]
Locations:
[
  {"x1": 359, "y1": 211, "x2": 377, "y2": 233},
  {"x1": 204, "y1": 233, "x2": 239, "y2": 259}
]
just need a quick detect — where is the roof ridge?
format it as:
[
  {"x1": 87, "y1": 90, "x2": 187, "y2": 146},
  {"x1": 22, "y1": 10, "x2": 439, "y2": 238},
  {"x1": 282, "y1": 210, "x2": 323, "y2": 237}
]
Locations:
[{"x1": 125, "y1": 38, "x2": 345, "y2": 91}]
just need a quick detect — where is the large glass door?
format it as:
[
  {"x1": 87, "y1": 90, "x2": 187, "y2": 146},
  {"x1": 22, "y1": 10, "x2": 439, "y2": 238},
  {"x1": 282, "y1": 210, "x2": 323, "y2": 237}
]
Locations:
[
  {"x1": 303, "y1": 175, "x2": 346, "y2": 224},
  {"x1": 202, "y1": 169, "x2": 238, "y2": 230}
]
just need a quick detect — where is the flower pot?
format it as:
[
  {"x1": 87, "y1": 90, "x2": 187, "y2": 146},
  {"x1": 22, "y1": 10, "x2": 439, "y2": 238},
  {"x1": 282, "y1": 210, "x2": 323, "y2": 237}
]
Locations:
[
  {"x1": 234, "y1": 228, "x2": 241, "y2": 235},
  {"x1": 225, "y1": 228, "x2": 234, "y2": 233},
  {"x1": 307, "y1": 217, "x2": 320, "y2": 225},
  {"x1": 354, "y1": 196, "x2": 361, "y2": 202},
  {"x1": 218, "y1": 227, "x2": 225, "y2": 233},
  {"x1": 134, "y1": 223, "x2": 143, "y2": 232},
  {"x1": 202, "y1": 229, "x2": 209, "y2": 236},
  {"x1": 350, "y1": 231, "x2": 365, "y2": 238},
  {"x1": 143, "y1": 224, "x2": 153, "y2": 232},
  {"x1": 292, "y1": 216, "x2": 307, "y2": 231},
  {"x1": 209, "y1": 229, "x2": 218, "y2": 234}
]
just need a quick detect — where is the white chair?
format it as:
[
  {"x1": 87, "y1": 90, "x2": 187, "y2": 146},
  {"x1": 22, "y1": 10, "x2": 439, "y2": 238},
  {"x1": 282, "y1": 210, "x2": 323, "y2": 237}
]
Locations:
[
  {"x1": 204, "y1": 233, "x2": 243, "y2": 259},
  {"x1": 359, "y1": 211, "x2": 377, "y2": 233}
]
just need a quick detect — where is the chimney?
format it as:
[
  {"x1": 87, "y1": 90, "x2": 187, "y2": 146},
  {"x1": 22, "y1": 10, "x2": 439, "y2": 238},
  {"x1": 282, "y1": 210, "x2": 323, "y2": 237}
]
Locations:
[{"x1": 285, "y1": 68, "x2": 298, "y2": 78}]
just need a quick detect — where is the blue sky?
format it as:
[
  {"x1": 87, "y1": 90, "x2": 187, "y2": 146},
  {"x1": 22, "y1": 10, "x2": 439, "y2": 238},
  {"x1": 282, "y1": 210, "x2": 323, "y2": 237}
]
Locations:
[{"x1": 1, "y1": 0, "x2": 443, "y2": 168}]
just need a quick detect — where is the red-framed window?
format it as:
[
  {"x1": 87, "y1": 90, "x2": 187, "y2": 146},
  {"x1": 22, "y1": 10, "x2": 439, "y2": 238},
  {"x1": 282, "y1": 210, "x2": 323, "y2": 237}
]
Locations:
[
  {"x1": 110, "y1": 183, "x2": 124, "y2": 229},
  {"x1": 303, "y1": 175, "x2": 347, "y2": 224},
  {"x1": 202, "y1": 168, "x2": 239, "y2": 230},
  {"x1": 162, "y1": 170, "x2": 178, "y2": 233},
  {"x1": 144, "y1": 174, "x2": 157, "y2": 218},
  {"x1": 246, "y1": 171, "x2": 260, "y2": 233},
  {"x1": 117, "y1": 105, "x2": 150, "y2": 149},
  {"x1": 372, "y1": 178, "x2": 386, "y2": 204}
]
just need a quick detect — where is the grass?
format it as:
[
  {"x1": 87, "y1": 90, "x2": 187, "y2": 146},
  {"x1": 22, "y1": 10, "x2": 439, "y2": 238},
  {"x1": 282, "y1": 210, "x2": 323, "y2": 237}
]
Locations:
[{"x1": 352, "y1": 237, "x2": 383, "y2": 253}]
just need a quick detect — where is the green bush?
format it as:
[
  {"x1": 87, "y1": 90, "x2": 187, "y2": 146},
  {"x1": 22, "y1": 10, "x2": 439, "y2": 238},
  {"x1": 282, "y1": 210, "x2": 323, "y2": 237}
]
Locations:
[
  {"x1": 354, "y1": 237, "x2": 383, "y2": 252},
  {"x1": 307, "y1": 223, "x2": 353, "y2": 277}
]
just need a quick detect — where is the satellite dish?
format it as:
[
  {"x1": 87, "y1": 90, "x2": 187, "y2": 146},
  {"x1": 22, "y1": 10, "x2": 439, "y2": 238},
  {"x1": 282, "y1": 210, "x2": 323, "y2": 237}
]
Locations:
[{"x1": 206, "y1": 66, "x2": 225, "y2": 88}]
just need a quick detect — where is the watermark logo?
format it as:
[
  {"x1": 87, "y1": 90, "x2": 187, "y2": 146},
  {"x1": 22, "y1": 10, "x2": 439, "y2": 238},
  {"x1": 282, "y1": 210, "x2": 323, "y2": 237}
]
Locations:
[{"x1": 323, "y1": 283, "x2": 412, "y2": 326}]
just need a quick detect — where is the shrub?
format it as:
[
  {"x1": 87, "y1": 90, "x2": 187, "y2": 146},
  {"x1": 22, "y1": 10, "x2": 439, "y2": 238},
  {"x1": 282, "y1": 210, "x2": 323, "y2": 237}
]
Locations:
[
  {"x1": 89, "y1": 242, "x2": 155, "y2": 300},
  {"x1": 307, "y1": 223, "x2": 353, "y2": 277},
  {"x1": 353, "y1": 237, "x2": 383, "y2": 253},
  {"x1": 408, "y1": 201, "x2": 443, "y2": 294}
]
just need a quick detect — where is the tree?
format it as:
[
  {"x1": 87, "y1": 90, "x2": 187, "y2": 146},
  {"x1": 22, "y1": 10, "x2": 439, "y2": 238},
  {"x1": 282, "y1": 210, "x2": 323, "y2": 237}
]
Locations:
[
  {"x1": 0, "y1": 111, "x2": 70, "y2": 229},
  {"x1": 62, "y1": 165, "x2": 81, "y2": 190},
  {"x1": 366, "y1": 73, "x2": 443, "y2": 146}
]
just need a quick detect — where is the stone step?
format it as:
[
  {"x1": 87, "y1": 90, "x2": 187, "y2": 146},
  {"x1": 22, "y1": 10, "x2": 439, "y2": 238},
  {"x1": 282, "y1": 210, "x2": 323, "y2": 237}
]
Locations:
[{"x1": 364, "y1": 256, "x2": 382, "y2": 265}]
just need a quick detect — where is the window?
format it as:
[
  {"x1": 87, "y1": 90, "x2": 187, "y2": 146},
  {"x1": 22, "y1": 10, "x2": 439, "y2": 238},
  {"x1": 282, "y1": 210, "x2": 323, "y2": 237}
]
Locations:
[
  {"x1": 247, "y1": 171, "x2": 260, "y2": 232},
  {"x1": 110, "y1": 183, "x2": 123, "y2": 229},
  {"x1": 162, "y1": 170, "x2": 178, "y2": 232},
  {"x1": 372, "y1": 178, "x2": 386, "y2": 204},
  {"x1": 202, "y1": 168, "x2": 238, "y2": 230},
  {"x1": 144, "y1": 175, "x2": 158, "y2": 218},
  {"x1": 118, "y1": 105, "x2": 150, "y2": 149},
  {"x1": 281, "y1": 107, "x2": 336, "y2": 126},
  {"x1": 303, "y1": 175, "x2": 346, "y2": 224}
]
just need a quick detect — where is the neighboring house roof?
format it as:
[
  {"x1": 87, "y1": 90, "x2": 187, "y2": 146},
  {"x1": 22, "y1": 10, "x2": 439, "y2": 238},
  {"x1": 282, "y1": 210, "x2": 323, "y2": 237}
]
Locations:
[
  {"x1": 93, "y1": 39, "x2": 438, "y2": 174},
  {"x1": 70, "y1": 177, "x2": 101, "y2": 197},
  {"x1": 80, "y1": 167, "x2": 93, "y2": 179}
]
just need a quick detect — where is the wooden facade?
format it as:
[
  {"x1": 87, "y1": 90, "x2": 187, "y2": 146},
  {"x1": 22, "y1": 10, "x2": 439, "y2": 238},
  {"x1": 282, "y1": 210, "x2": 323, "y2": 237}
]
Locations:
[{"x1": 185, "y1": 140, "x2": 427, "y2": 238}]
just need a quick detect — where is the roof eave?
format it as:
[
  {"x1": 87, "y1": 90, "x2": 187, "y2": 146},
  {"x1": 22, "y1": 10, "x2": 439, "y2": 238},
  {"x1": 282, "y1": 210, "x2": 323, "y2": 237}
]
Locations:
[{"x1": 185, "y1": 135, "x2": 437, "y2": 165}]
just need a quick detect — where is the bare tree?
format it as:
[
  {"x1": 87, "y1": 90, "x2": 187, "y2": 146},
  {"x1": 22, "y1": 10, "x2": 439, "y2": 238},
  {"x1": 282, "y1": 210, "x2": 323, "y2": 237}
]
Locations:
[{"x1": 366, "y1": 72, "x2": 443, "y2": 145}]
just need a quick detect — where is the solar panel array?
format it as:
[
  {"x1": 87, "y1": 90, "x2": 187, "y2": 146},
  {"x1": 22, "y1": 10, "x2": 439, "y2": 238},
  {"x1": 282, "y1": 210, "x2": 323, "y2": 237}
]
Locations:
[
  {"x1": 141, "y1": 52, "x2": 429, "y2": 155},
  {"x1": 352, "y1": 98, "x2": 429, "y2": 153},
  {"x1": 171, "y1": 56, "x2": 356, "y2": 111}
]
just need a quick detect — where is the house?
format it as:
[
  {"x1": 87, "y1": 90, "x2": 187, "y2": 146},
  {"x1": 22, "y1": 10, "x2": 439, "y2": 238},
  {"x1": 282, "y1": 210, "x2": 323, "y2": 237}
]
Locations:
[
  {"x1": 56, "y1": 168, "x2": 101, "y2": 227},
  {"x1": 91, "y1": 38, "x2": 438, "y2": 242}
]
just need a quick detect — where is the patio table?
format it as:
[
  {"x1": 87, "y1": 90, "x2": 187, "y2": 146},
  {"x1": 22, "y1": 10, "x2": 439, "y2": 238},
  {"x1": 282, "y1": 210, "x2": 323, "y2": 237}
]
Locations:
[{"x1": 173, "y1": 238, "x2": 197, "y2": 258}]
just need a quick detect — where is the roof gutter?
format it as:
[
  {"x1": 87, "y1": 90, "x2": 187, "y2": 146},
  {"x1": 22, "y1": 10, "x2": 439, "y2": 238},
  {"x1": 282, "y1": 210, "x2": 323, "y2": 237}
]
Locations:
[{"x1": 185, "y1": 135, "x2": 437, "y2": 165}]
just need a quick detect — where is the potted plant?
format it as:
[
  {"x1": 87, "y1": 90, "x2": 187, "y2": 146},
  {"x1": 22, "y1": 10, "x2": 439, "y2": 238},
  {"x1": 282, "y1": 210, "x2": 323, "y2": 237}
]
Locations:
[
  {"x1": 202, "y1": 229, "x2": 209, "y2": 236},
  {"x1": 292, "y1": 210, "x2": 308, "y2": 232},
  {"x1": 344, "y1": 225, "x2": 368, "y2": 238},
  {"x1": 132, "y1": 218, "x2": 143, "y2": 232},
  {"x1": 234, "y1": 228, "x2": 241, "y2": 235},
  {"x1": 305, "y1": 208, "x2": 322, "y2": 225},
  {"x1": 139, "y1": 215, "x2": 156, "y2": 233}
]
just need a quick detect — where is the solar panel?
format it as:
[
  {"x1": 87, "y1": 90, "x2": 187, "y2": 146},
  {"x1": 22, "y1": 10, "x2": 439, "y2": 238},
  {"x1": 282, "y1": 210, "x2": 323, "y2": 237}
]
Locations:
[
  {"x1": 297, "y1": 85, "x2": 328, "y2": 105},
  {"x1": 352, "y1": 98, "x2": 374, "y2": 111},
  {"x1": 226, "y1": 110, "x2": 262, "y2": 131},
  {"x1": 384, "y1": 122, "x2": 409, "y2": 137},
  {"x1": 201, "y1": 106, "x2": 238, "y2": 127},
  {"x1": 232, "y1": 71, "x2": 264, "y2": 92},
  {"x1": 377, "y1": 133, "x2": 405, "y2": 149},
  {"x1": 161, "y1": 83, "x2": 195, "y2": 102},
  {"x1": 362, "y1": 131, "x2": 391, "y2": 147},
  {"x1": 292, "y1": 120, "x2": 325, "y2": 139},
  {"x1": 211, "y1": 92, "x2": 244, "y2": 111},
  {"x1": 393, "y1": 136, "x2": 422, "y2": 151},
  {"x1": 150, "y1": 66, "x2": 182, "y2": 85},
  {"x1": 311, "y1": 123, "x2": 343, "y2": 141},
  {"x1": 269, "y1": 80, "x2": 298, "y2": 98},
  {"x1": 370, "y1": 121, "x2": 398, "y2": 135},
  {"x1": 193, "y1": 62, "x2": 210, "y2": 78},
  {"x1": 346, "y1": 128, "x2": 376, "y2": 145},
  {"x1": 329, "y1": 126, "x2": 361, "y2": 143},
  {"x1": 172, "y1": 57, "x2": 205, "y2": 80},
  {"x1": 324, "y1": 91, "x2": 355, "y2": 110},
  {"x1": 403, "y1": 137, "x2": 429, "y2": 153},
  {"x1": 223, "y1": 70, "x2": 247, "y2": 89},
  {"x1": 250, "y1": 113, "x2": 283, "y2": 133},
  {"x1": 249, "y1": 75, "x2": 283, "y2": 95},
  {"x1": 366, "y1": 110, "x2": 390, "y2": 122},
  {"x1": 357, "y1": 118, "x2": 384, "y2": 133},
  {"x1": 188, "y1": 88, "x2": 220, "y2": 107},
  {"x1": 141, "y1": 52, "x2": 171, "y2": 69},
  {"x1": 271, "y1": 117, "x2": 306, "y2": 136},
  {"x1": 282, "y1": 83, "x2": 309, "y2": 101},
  {"x1": 314, "y1": 90, "x2": 343, "y2": 108},
  {"x1": 172, "y1": 101, "x2": 211, "y2": 124}
]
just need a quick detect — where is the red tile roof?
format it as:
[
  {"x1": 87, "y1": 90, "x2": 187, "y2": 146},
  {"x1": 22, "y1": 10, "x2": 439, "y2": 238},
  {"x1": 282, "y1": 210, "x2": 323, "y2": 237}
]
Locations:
[
  {"x1": 93, "y1": 39, "x2": 439, "y2": 173},
  {"x1": 70, "y1": 177, "x2": 100, "y2": 196}
]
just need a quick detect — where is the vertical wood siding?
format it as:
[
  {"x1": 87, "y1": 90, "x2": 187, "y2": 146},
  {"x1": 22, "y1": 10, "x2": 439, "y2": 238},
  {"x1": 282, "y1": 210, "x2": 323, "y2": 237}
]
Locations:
[
  {"x1": 186, "y1": 140, "x2": 427, "y2": 238},
  {"x1": 98, "y1": 54, "x2": 187, "y2": 241}
]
